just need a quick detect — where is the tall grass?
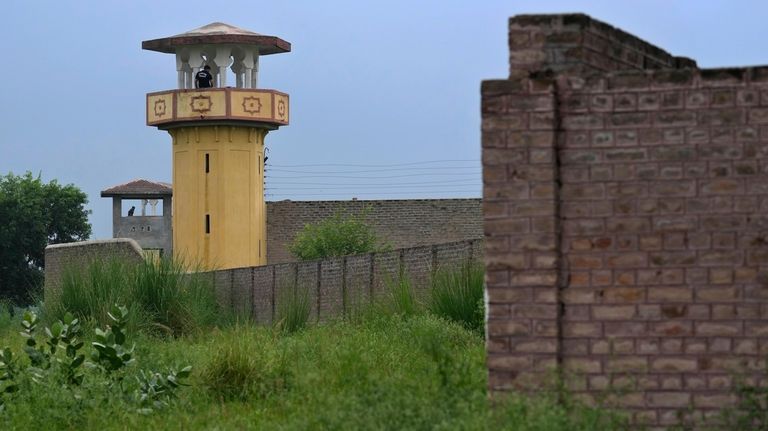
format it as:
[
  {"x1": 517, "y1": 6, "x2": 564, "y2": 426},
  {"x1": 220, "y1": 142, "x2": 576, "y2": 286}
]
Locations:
[
  {"x1": 200, "y1": 328, "x2": 291, "y2": 401},
  {"x1": 47, "y1": 257, "x2": 219, "y2": 335},
  {"x1": 275, "y1": 283, "x2": 311, "y2": 334},
  {"x1": 382, "y1": 272, "x2": 419, "y2": 317},
  {"x1": 429, "y1": 261, "x2": 485, "y2": 333}
]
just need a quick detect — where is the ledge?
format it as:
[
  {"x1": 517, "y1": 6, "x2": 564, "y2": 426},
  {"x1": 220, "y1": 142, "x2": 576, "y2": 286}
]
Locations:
[{"x1": 146, "y1": 88, "x2": 289, "y2": 128}]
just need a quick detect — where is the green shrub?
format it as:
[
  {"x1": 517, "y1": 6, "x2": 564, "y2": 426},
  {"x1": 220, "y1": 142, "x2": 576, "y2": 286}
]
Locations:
[
  {"x1": 289, "y1": 210, "x2": 388, "y2": 261},
  {"x1": 47, "y1": 257, "x2": 219, "y2": 335},
  {"x1": 428, "y1": 262, "x2": 485, "y2": 334},
  {"x1": 275, "y1": 284, "x2": 311, "y2": 335}
]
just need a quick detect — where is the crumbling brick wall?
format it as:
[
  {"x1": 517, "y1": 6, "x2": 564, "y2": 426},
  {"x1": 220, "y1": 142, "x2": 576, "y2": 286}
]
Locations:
[{"x1": 484, "y1": 13, "x2": 768, "y2": 428}]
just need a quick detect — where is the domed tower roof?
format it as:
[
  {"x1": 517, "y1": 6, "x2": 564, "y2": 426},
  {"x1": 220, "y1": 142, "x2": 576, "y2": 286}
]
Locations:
[{"x1": 142, "y1": 22, "x2": 291, "y2": 55}]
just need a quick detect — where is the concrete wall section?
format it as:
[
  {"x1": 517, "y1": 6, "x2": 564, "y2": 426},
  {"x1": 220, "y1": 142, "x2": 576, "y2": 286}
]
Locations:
[
  {"x1": 44, "y1": 239, "x2": 145, "y2": 301},
  {"x1": 266, "y1": 198, "x2": 482, "y2": 264}
]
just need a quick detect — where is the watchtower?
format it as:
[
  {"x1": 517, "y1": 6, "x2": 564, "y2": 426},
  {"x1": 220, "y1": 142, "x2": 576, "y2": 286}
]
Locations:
[
  {"x1": 142, "y1": 22, "x2": 290, "y2": 269},
  {"x1": 101, "y1": 179, "x2": 173, "y2": 257}
]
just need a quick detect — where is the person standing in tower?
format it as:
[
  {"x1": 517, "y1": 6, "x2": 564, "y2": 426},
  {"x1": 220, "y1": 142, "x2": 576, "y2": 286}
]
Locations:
[{"x1": 195, "y1": 65, "x2": 214, "y2": 88}]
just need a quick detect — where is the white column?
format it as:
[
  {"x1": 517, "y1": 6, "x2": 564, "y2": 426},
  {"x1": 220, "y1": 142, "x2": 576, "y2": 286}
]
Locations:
[
  {"x1": 187, "y1": 47, "x2": 204, "y2": 89},
  {"x1": 251, "y1": 52, "x2": 260, "y2": 89},
  {"x1": 213, "y1": 46, "x2": 232, "y2": 87},
  {"x1": 242, "y1": 51, "x2": 254, "y2": 89},
  {"x1": 175, "y1": 53, "x2": 186, "y2": 89}
]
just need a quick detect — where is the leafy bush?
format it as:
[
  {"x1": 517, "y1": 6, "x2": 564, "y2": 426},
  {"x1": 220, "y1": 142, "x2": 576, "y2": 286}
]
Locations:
[
  {"x1": 0, "y1": 304, "x2": 192, "y2": 417},
  {"x1": 429, "y1": 262, "x2": 485, "y2": 334},
  {"x1": 289, "y1": 210, "x2": 388, "y2": 261},
  {"x1": 47, "y1": 257, "x2": 219, "y2": 335}
]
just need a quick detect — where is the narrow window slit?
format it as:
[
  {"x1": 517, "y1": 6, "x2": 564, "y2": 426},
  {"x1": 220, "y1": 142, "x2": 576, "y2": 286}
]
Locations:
[
  {"x1": 205, "y1": 153, "x2": 210, "y2": 173},
  {"x1": 205, "y1": 214, "x2": 210, "y2": 234}
]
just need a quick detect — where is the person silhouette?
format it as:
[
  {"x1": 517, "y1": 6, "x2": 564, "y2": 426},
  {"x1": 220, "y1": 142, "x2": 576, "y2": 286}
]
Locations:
[
  {"x1": 127, "y1": 206, "x2": 135, "y2": 216},
  {"x1": 195, "y1": 65, "x2": 214, "y2": 88}
]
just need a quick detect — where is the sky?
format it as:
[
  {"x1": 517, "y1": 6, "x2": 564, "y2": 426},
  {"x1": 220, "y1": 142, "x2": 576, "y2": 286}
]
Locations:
[{"x1": 3, "y1": 0, "x2": 768, "y2": 239}]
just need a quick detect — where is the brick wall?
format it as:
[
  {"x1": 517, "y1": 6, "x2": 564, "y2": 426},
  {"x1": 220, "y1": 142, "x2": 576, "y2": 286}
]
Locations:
[
  {"x1": 209, "y1": 239, "x2": 483, "y2": 322},
  {"x1": 266, "y1": 199, "x2": 482, "y2": 264},
  {"x1": 484, "y1": 13, "x2": 768, "y2": 428},
  {"x1": 508, "y1": 13, "x2": 696, "y2": 79}
]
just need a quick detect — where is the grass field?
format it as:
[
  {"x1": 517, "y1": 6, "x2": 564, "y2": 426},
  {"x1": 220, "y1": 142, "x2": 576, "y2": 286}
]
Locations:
[{"x1": 0, "y1": 259, "x2": 630, "y2": 430}]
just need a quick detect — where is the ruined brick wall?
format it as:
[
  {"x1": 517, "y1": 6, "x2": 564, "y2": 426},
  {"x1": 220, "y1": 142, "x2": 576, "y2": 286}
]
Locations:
[
  {"x1": 484, "y1": 13, "x2": 768, "y2": 428},
  {"x1": 266, "y1": 199, "x2": 482, "y2": 264},
  {"x1": 508, "y1": 13, "x2": 696, "y2": 79},
  {"x1": 210, "y1": 239, "x2": 483, "y2": 322}
]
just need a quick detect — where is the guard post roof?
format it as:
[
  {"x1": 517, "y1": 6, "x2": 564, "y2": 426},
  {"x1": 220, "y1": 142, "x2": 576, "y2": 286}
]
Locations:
[{"x1": 141, "y1": 22, "x2": 291, "y2": 55}]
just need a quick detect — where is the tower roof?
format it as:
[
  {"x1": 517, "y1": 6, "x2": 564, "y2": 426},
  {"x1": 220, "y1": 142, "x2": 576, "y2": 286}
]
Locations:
[
  {"x1": 101, "y1": 179, "x2": 172, "y2": 198},
  {"x1": 142, "y1": 22, "x2": 291, "y2": 55}
]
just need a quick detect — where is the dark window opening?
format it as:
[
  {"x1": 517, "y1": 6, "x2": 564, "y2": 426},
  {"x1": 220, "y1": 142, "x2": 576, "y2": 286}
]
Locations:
[
  {"x1": 205, "y1": 214, "x2": 210, "y2": 234},
  {"x1": 205, "y1": 153, "x2": 210, "y2": 173}
]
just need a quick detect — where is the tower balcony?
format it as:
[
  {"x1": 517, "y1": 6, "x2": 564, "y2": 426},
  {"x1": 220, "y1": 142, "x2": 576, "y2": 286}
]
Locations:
[{"x1": 146, "y1": 88, "x2": 289, "y2": 129}]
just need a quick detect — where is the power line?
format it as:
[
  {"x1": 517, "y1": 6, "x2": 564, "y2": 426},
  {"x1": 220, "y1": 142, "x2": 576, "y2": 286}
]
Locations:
[
  {"x1": 264, "y1": 178, "x2": 478, "y2": 186},
  {"x1": 267, "y1": 166, "x2": 480, "y2": 174},
  {"x1": 265, "y1": 172, "x2": 480, "y2": 179},
  {"x1": 267, "y1": 159, "x2": 480, "y2": 168},
  {"x1": 266, "y1": 184, "x2": 479, "y2": 190},
  {"x1": 266, "y1": 191, "x2": 481, "y2": 197}
]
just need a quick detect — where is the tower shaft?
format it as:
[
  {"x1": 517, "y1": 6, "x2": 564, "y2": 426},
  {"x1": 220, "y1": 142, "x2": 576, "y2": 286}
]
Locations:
[{"x1": 170, "y1": 126, "x2": 267, "y2": 268}]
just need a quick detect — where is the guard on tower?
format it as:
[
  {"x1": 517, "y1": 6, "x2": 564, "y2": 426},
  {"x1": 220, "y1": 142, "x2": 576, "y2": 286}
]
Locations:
[{"x1": 195, "y1": 65, "x2": 214, "y2": 88}]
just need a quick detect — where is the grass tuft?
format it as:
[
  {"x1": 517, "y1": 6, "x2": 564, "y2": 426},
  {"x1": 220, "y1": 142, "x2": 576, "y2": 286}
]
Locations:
[
  {"x1": 275, "y1": 283, "x2": 312, "y2": 334},
  {"x1": 429, "y1": 262, "x2": 485, "y2": 334}
]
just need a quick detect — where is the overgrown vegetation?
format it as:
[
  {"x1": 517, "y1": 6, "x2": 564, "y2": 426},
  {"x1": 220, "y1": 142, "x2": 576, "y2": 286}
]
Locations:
[
  {"x1": 0, "y1": 311, "x2": 630, "y2": 429},
  {"x1": 0, "y1": 305, "x2": 191, "y2": 416},
  {"x1": 0, "y1": 172, "x2": 91, "y2": 304},
  {"x1": 429, "y1": 261, "x2": 485, "y2": 334},
  {"x1": 289, "y1": 209, "x2": 388, "y2": 260},
  {"x1": 47, "y1": 257, "x2": 219, "y2": 335},
  {"x1": 0, "y1": 257, "x2": 642, "y2": 429}
]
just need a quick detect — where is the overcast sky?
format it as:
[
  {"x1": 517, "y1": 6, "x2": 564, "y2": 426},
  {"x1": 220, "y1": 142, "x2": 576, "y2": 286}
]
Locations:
[{"x1": 3, "y1": 1, "x2": 768, "y2": 238}]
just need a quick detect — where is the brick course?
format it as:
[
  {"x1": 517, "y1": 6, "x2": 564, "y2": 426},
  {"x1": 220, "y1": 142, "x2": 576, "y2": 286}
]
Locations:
[{"x1": 484, "y1": 13, "x2": 768, "y2": 428}]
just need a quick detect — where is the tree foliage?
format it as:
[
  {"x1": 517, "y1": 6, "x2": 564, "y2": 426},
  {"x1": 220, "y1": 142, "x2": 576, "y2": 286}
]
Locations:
[
  {"x1": 288, "y1": 210, "x2": 387, "y2": 261},
  {"x1": 0, "y1": 172, "x2": 91, "y2": 303}
]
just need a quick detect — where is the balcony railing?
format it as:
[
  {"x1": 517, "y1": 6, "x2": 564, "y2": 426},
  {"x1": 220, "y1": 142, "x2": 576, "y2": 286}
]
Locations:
[{"x1": 146, "y1": 88, "x2": 289, "y2": 127}]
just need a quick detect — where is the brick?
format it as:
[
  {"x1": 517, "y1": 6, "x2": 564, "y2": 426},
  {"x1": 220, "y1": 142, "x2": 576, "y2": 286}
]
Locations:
[
  {"x1": 487, "y1": 320, "x2": 530, "y2": 336},
  {"x1": 563, "y1": 358, "x2": 602, "y2": 374},
  {"x1": 648, "y1": 287, "x2": 692, "y2": 301},
  {"x1": 593, "y1": 305, "x2": 636, "y2": 320},
  {"x1": 647, "y1": 392, "x2": 691, "y2": 408},
  {"x1": 563, "y1": 322, "x2": 602, "y2": 337},
  {"x1": 607, "y1": 357, "x2": 647, "y2": 372},
  {"x1": 487, "y1": 354, "x2": 532, "y2": 370},
  {"x1": 696, "y1": 321, "x2": 742, "y2": 336}
]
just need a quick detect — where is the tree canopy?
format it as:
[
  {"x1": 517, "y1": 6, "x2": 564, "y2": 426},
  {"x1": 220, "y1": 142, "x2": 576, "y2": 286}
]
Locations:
[{"x1": 0, "y1": 172, "x2": 91, "y2": 303}]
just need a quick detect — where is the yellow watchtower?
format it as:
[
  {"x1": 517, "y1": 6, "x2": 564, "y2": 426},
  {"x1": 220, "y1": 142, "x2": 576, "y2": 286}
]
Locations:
[{"x1": 143, "y1": 23, "x2": 290, "y2": 269}]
